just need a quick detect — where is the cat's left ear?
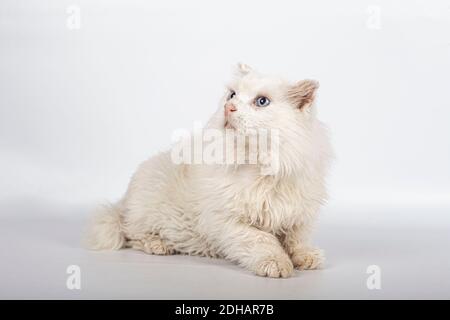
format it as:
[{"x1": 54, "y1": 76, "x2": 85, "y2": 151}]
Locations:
[
  {"x1": 235, "y1": 62, "x2": 253, "y2": 76},
  {"x1": 287, "y1": 79, "x2": 319, "y2": 109}
]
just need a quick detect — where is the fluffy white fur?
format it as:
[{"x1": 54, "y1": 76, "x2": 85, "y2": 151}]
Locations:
[{"x1": 85, "y1": 64, "x2": 333, "y2": 278}]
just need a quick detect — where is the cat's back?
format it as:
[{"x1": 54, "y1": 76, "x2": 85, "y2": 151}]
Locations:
[{"x1": 124, "y1": 151, "x2": 188, "y2": 211}]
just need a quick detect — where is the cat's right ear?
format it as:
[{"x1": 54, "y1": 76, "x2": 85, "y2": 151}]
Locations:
[
  {"x1": 287, "y1": 79, "x2": 319, "y2": 110},
  {"x1": 234, "y1": 62, "x2": 252, "y2": 76}
]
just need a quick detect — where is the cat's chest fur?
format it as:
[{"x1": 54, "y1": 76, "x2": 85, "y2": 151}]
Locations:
[
  {"x1": 234, "y1": 176, "x2": 306, "y2": 233},
  {"x1": 190, "y1": 164, "x2": 317, "y2": 235},
  {"x1": 208, "y1": 165, "x2": 310, "y2": 234}
]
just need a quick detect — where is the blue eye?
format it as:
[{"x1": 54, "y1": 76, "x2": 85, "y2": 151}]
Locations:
[
  {"x1": 229, "y1": 91, "x2": 236, "y2": 100},
  {"x1": 255, "y1": 96, "x2": 270, "y2": 107}
]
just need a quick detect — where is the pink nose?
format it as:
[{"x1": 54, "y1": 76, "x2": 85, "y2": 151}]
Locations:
[{"x1": 224, "y1": 104, "x2": 237, "y2": 116}]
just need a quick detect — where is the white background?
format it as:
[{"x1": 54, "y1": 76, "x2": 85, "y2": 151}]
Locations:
[{"x1": 0, "y1": 0, "x2": 449, "y2": 299}]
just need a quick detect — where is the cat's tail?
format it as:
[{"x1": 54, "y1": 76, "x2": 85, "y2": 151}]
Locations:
[{"x1": 84, "y1": 202, "x2": 126, "y2": 250}]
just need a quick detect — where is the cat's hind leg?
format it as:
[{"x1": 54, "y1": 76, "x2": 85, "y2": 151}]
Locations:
[{"x1": 126, "y1": 234, "x2": 176, "y2": 255}]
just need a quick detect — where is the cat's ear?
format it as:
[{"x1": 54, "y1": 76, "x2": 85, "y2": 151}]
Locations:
[
  {"x1": 287, "y1": 79, "x2": 319, "y2": 109},
  {"x1": 235, "y1": 62, "x2": 253, "y2": 76}
]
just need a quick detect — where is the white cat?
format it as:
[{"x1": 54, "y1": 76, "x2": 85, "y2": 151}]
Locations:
[{"x1": 86, "y1": 64, "x2": 333, "y2": 278}]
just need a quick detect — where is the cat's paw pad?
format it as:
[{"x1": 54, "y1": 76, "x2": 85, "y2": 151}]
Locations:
[
  {"x1": 253, "y1": 256, "x2": 294, "y2": 278},
  {"x1": 291, "y1": 248, "x2": 324, "y2": 270}
]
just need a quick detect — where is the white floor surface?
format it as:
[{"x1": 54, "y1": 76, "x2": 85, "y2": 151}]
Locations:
[{"x1": 1, "y1": 202, "x2": 449, "y2": 299}]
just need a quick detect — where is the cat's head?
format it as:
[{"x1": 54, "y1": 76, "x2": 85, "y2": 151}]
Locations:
[{"x1": 220, "y1": 63, "x2": 319, "y2": 135}]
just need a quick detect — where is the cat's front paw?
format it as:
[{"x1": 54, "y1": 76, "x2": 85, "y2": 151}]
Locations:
[
  {"x1": 252, "y1": 255, "x2": 294, "y2": 278},
  {"x1": 291, "y1": 248, "x2": 324, "y2": 270}
]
